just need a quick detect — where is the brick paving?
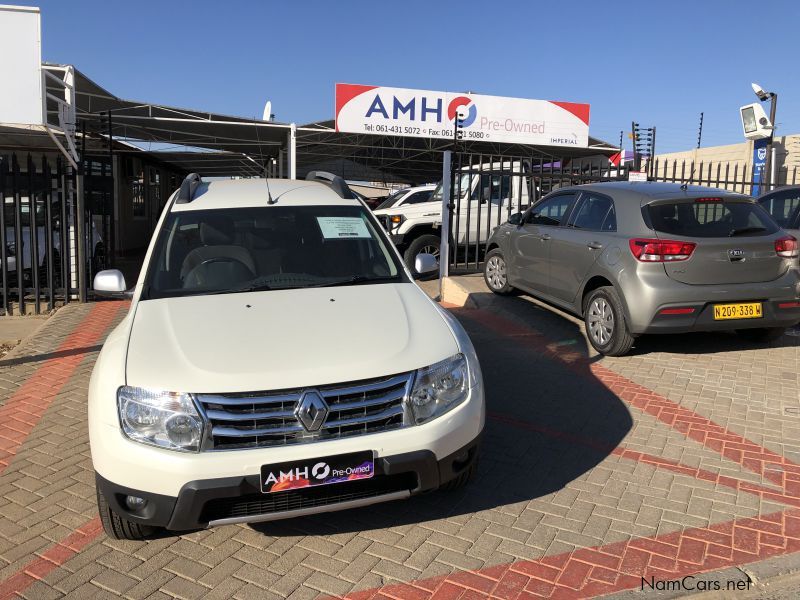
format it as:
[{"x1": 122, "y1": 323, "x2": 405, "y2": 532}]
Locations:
[{"x1": 0, "y1": 293, "x2": 800, "y2": 598}]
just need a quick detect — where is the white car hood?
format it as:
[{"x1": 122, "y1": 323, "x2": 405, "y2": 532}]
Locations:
[
  {"x1": 125, "y1": 283, "x2": 458, "y2": 393},
  {"x1": 374, "y1": 200, "x2": 440, "y2": 218}
]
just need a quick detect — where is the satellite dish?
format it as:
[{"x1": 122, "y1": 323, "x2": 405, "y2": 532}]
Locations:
[{"x1": 262, "y1": 101, "x2": 273, "y2": 122}]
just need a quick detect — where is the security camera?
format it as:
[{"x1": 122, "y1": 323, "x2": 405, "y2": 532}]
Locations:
[
  {"x1": 751, "y1": 82, "x2": 770, "y2": 101},
  {"x1": 740, "y1": 102, "x2": 772, "y2": 139}
]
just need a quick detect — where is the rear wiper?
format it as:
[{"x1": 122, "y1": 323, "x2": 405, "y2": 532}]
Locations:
[{"x1": 729, "y1": 227, "x2": 767, "y2": 237}]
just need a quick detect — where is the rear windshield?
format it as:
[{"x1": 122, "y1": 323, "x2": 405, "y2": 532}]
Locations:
[{"x1": 646, "y1": 199, "x2": 779, "y2": 238}]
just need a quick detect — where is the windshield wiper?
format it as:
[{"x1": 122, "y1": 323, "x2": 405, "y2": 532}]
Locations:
[
  {"x1": 307, "y1": 275, "x2": 397, "y2": 288},
  {"x1": 729, "y1": 226, "x2": 766, "y2": 237},
  {"x1": 204, "y1": 282, "x2": 273, "y2": 295}
]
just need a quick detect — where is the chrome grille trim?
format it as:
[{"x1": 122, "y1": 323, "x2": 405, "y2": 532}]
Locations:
[
  {"x1": 205, "y1": 409, "x2": 297, "y2": 421},
  {"x1": 197, "y1": 372, "x2": 414, "y2": 450}
]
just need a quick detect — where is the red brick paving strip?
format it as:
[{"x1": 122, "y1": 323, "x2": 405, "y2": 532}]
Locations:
[
  {"x1": 0, "y1": 301, "x2": 127, "y2": 473},
  {"x1": 339, "y1": 509, "x2": 800, "y2": 599},
  {"x1": 0, "y1": 518, "x2": 102, "y2": 600},
  {"x1": 456, "y1": 307, "x2": 800, "y2": 494},
  {"x1": 489, "y1": 411, "x2": 800, "y2": 510}
]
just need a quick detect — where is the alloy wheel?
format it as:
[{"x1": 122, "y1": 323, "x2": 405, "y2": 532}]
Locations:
[
  {"x1": 486, "y1": 255, "x2": 507, "y2": 290},
  {"x1": 419, "y1": 245, "x2": 440, "y2": 260},
  {"x1": 587, "y1": 297, "x2": 614, "y2": 346}
]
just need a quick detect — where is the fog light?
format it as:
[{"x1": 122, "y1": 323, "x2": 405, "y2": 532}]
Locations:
[{"x1": 125, "y1": 495, "x2": 147, "y2": 510}]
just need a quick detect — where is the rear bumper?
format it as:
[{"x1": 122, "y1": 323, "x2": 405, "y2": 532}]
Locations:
[
  {"x1": 619, "y1": 266, "x2": 800, "y2": 334},
  {"x1": 641, "y1": 299, "x2": 800, "y2": 334},
  {"x1": 95, "y1": 435, "x2": 480, "y2": 531}
]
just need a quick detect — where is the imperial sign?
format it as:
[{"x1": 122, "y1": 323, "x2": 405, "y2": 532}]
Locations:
[{"x1": 335, "y1": 84, "x2": 590, "y2": 148}]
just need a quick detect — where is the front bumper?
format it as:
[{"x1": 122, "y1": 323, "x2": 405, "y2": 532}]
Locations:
[{"x1": 95, "y1": 435, "x2": 480, "y2": 531}]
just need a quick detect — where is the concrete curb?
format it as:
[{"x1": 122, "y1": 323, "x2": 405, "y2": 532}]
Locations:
[{"x1": 440, "y1": 276, "x2": 477, "y2": 308}]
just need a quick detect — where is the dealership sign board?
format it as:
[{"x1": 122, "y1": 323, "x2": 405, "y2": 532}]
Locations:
[{"x1": 335, "y1": 84, "x2": 590, "y2": 148}]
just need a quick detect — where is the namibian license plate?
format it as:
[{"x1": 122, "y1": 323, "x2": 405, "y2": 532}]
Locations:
[
  {"x1": 713, "y1": 302, "x2": 763, "y2": 320},
  {"x1": 260, "y1": 450, "x2": 374, "y2": 493}
]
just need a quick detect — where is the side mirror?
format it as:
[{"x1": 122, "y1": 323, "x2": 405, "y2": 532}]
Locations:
[
  {"x1": 93, "y1": 269, "x2": 130, "y2": 298},
  {"x1": 508, "y1": 213, "x2": 522, "y2": 226},
  {"x1": 414, "y1": 253, "x2": 438, "y2": 275}
]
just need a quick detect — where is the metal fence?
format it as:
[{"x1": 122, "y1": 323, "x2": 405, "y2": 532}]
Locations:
[
  {"x1": 647, "y1": 158, "x2": 799, "y2": 196},
  {"x1": 447, "y1": 153, "x2": 627, "y2": 271},
  {"x1": 0, "y1": 152, "x2": 115, "y2": 315}
]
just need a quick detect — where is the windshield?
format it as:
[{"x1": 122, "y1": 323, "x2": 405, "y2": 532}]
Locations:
[
  {"x1": 376, "y1": 190, "x2": 407, "y2": 210},
  {"x1": 430, "y1": 174, "x2": 471, "y2": 204},
  {"x1": 142, "y1": 205, "x2": 405, "y2": 300}
]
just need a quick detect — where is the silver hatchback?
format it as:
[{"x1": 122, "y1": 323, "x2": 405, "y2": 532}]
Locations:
[{"x1": 484, "y1": 182, "x2": 800, "y2": 356}]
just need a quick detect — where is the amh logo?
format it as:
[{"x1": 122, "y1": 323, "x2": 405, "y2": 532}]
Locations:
[
  {"x1": 447, "y1": 96, "x2": 477, "y2": 128},
  {"x1": 363, "y1": 93, "x2": 477, "y2": 126}
]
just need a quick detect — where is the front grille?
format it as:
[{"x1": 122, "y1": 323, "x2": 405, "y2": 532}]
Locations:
[
  {"x1": 197, "y1": 373, "x2": 413, "y2": 450},
  {"x1": 200, "y1": 473, "x2": 417, "y2": 523}
]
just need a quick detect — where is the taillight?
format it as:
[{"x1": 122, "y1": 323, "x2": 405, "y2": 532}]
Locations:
[
  {"x1": 629, "y1": 238, "x2": 696, "y2": 262},
  {"x1": 778, "y1": 302, "x2": 800, "y2": 309},
  {"x1": 775, "y1": 236, "x2": 798, "y2": 258}
]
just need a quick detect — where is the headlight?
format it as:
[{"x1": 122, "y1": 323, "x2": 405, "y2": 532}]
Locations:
[
  {"x1": 117, "y1": 386, "x2": 203, "y2": 452},
  {"x1": 409, "y1": 354, "x2": 469, "y2": 424}
]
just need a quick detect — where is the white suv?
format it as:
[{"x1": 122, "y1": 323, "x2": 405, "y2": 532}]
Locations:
[
  {"x1": 374, "y1": 163, "x2": 527, "y2": 275},
  {"x1": 89, "y1": 172, "x2": 484, "y2": 540}
]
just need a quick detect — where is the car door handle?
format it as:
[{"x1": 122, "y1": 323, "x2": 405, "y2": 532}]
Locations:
[
  {"x1": 539, "y1": 234, "x2": 551, "y2": 242},
  {"x1": 587, "y1": 241, "x2": 603, "y2": 250}
]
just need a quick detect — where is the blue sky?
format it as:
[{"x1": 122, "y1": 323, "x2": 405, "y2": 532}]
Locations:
[{"x1": 34, "y1": 0, "x2": 799, "y2": 153}]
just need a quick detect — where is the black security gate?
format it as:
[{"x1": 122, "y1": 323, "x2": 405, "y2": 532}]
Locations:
[
  {"x1": 648, "y1": 158, "x2": 799, "y2": 196},
  {"x1": 447, "y1": 152, "x2": 627, "y2": 272},
  {"x1": 0, "y1": 152, "x2": 114, "y2": 315}
]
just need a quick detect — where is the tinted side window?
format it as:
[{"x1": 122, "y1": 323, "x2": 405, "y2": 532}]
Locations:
[
  {"x1": 569, "y1": 194, "x2": 614, "y2": 231},
  {"x1": 405, "y1": 191, "x2": 433, "y2": 205},
  {"x1": 528, "y1": 194, "x2": 576, "y2": 226},
  {"x1": 472, "y1": 175, "x2": 510, "y2": 202},
  {"x1": 760, "y1": 190, "x2": 800, "y2": 227}
]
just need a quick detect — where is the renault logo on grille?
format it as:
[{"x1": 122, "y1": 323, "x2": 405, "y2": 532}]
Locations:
[{"x1": 295, "y1": 390, "x2": 329, "y2": 432}]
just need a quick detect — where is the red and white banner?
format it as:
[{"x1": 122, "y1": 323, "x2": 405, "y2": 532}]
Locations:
[{"x1": 335, "y1": 84, "x2": 590, "y2": 148}]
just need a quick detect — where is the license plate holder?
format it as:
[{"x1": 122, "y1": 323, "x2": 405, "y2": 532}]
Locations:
[
  {"x1": 713, "y1": 302, "x2": 763, "y2": 320},
  {"x1": 260, "y1": 450, "x2": 375, "y2": 493}
]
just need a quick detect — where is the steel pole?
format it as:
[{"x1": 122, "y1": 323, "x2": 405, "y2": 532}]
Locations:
[
  {"x1": 764, "y1": 94, "x2": 778, "y2": 191},
  {"x1": 288, "y1": 123, "x2": 297, "y2": 180},
  {"x1": 436, "y1": 150, "x2": 452, "y2": 301}
]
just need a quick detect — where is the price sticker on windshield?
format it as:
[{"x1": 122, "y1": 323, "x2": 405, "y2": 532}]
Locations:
[{"x1": 317, "y1": 217, "x2": 371, "y2": 239}]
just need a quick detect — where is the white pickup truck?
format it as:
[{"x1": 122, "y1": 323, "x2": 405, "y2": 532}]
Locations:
[{"x1": 374, "y1": 163, "x2": 532, "y2": 274}]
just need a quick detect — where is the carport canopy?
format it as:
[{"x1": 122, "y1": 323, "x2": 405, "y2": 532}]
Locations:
[{"x1": 60, "y1": 67, "x2": 620, "y2": 183}]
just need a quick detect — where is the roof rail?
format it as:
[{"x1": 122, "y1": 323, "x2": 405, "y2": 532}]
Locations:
[
  {"x1": 176, "y1": 173, "x2": 202, "y2": 204},
  {"x1": 305, "y1": 171, "x2": 354, "y2": 199}
]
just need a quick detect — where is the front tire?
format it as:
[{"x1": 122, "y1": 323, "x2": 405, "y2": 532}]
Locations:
[
  {"x1": 736, "y1": 327, "x2": 786, "y2": 343},
  {"x1": 403, "y1": 234, "x2": 440, "y2": 277},
  {"x1": 583, "y1": 286, "x2": 635, "y2": 356},
  {"x1": 97, "y1": 487, "x2": 158, "y2": 541},
  {"x1": 484, "y1": 249, "x2": 515, "y2": 295}
]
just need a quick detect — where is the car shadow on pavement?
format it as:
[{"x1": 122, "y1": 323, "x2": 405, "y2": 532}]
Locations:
[
  {"x1": 473, "y1": 291, "x2": 800, "y2": 357},
  {"x1": 251, "y1": 303, "x2": 633, "y2": 538}
]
